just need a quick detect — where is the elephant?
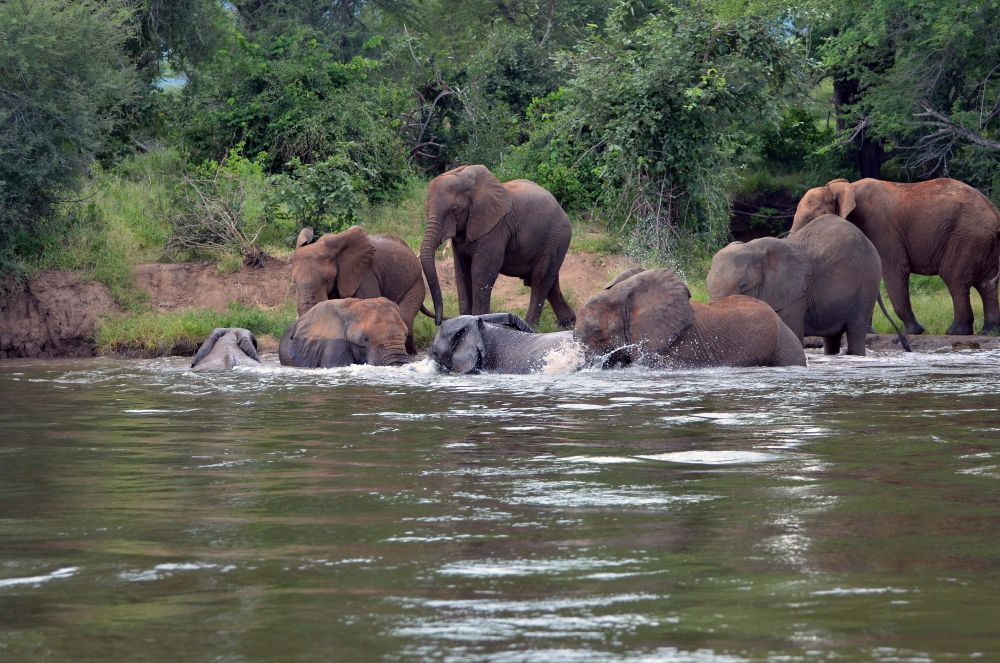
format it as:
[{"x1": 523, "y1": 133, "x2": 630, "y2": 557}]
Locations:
[
  {"x1": 420, "y1": 164, "x2": 576, "y2": 330},
  {"x1": 190, "y1": 328, "x2": 262, "y2": 371},
  {"x1": 791, "y1": 177, "x2": 1000, "y2": 336},
  {"x1": 706, "y1": 214, "x2": 883, "y2": 356},
  {"x1": 576, "y1": 268, "x2": 806, "y2": 368},
  {"x1": 430, "y1": 313, "x2": 576, "y2": 374},
  {"x1": 292, "y1": 225, "x2": 430, "y2": 354},
  {"x1": 278, "y1": 298, "x2": 411, "y2": 368}
]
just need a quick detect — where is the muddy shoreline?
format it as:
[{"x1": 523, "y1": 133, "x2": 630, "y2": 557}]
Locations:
[{"x1": 4, "y1": 256, "x2": 999, "y2": 359}]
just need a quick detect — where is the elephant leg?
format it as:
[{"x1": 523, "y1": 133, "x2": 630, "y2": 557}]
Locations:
[
  {"x1": 823, "y1": 333, "x2": 843, "y2": 355},
  {"x1": 845, "y1": 316, "x2": 869, "y2": 356},
  {"x1": 470, "y1": 251, "x2": 503, "y2": 316},
  {"x1": 976, "y1": 274, "x2": 1000, "y2": 335},
  {"x1": 454, "y1": 252, "x2": 474, "y2": 316},
  {"x1": 882, "y1": 262, "x2": 924, "y2": 335},
  {"x1": 547, "y1": 279, "x2": 576, "y2": 329},
  {"x1": 943, "y1": 278, "x2": 974, "y2": 335}
]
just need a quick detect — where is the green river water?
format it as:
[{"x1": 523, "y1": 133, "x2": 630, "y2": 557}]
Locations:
[{"x1": 0, "y1": 351, "x2": 998, "y2": 661}]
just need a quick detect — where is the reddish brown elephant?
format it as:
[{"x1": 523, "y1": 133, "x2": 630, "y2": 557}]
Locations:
[
  {"x1": 419, "y1": 164, "x2": 575, "y2": 330},
  {"x1": 792, "y1": 178, "x2": 1000, "y2": 336},
  {"x1": 292, "y1": 225, "x2": 429, "y2": 353},
  {"x1": 576, "y1": 268, "x2": 806, "y2": 368}
]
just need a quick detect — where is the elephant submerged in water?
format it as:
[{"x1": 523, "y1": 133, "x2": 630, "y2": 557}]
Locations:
[
  {"x1": 792, "y1": 177, "x2": 1000, "y2": 336},
  {"x1": 707, "y1": 214, "x2": 892, "y2": 356},
  {"x1": 279, "y1": 298, "x2": 411, "y2": 368},
  {"x1": 429, "y1": 313, "x2": 578, "y2": 374},
  {"x1": 191, "y1": 328, "x2": 262, "y2": 371},
  {"x1": 577, "y1": 268, "x2": 806, "y2": 369},
  {"x1": 431, "y1": 268, "x2": 805, "y2": 373}
]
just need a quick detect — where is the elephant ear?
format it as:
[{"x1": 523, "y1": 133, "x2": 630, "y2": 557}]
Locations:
[
  {"x1": 604, "y1": 267, "x2": 646, "y2": 290},
  {"x1": 577, "y1": 268, "x2": 693, "y2": 361},
  {"x1": 758, "y1": 240, "x2": 811, "y2": 314},
  {"x1": 827, "y1": 179, "x2": 856, "y2": 218},
  {"x1": 295, "y1": 227, "x2": 317, "y2": 249},
  {"x1": 328, "y1": 226, "x2": 375, "y2": 297},
  {"x1": 465, "y1": 165, "x2": 512, "y2": 243},
  {"x1": 622, "y1": 269, "x2": 695, "y2": 356},
  {"x1": 235, "y1": 329, "x2": 261, "y2": 363},
  {"x1": 191, "y1": 328, "x2": 228, "y2": 368},
  {"x1": 278, "y1": 302, "x2": 353, "y2": 368}
]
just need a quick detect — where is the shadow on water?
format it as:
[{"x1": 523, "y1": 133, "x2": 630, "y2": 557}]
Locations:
[{"x1": 0, "y1": 350, "x2": 999, "y2": 660}]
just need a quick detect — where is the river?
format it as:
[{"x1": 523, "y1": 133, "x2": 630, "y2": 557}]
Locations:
[{"x1": 1, "y1": 351, "x2": 998, "y2": 660}]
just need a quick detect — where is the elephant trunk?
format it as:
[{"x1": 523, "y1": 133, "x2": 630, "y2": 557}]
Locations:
[
  {"x1": 296, "y1": 283, "x2": 320, "y2": 317},
  {"x1": 369, "y1": 344, "x2": 410, "y2": 367},
  {"x1": 420, "y1": 212, "x2": 444, "y2": 326}
]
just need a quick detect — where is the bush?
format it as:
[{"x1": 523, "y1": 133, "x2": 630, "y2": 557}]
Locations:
[{"x1": 0, "y1": 0, "x2": 139, "y2": 271}]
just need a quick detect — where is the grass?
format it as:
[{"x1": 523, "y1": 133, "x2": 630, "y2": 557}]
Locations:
[{"x1": 97, "y1": 301, "x2": 296, "y2": 355}]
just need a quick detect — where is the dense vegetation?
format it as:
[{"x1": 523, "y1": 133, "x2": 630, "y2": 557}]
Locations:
[{"x1": 2, "y1": 1, "x2": 999, "y2": 304}]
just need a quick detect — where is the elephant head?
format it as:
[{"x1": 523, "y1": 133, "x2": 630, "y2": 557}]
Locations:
[
  {"x1": 575, "y1": 268, "x2": 694, "y2": 367},
  {"x1": 791, "y1": 179, "x2": 856, "y2": 233},
  {"x1": 706, "y1": 238, "x2": 811, "y2": 317},
  {"x1": 278, "y1": 298, "x2": 410, "y2": 368},
  {"x1": 291, "y1": 226, "x2": 375, "y2": 316},
  {"x1": 420, "y1": 165, "x2": 512, "y2": 325},
  {"x1": 430, "y1": 313, "x2": 534, "y2": 374},
  {"x1": 190, "y1": 327, "x2": 260, "y2": 371}
]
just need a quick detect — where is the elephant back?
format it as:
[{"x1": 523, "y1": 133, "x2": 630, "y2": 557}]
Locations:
[{"x1": 576, "y1": 268, "x2": 694, "y2": 363}]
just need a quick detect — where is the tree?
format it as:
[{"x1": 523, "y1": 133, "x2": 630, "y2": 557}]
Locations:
[
  {"x1": 512, "y1": 1, "x2": 805, "y2": 259},
  {"x1": 0, "y1": 0, "x2": 139, "y2": 268}
]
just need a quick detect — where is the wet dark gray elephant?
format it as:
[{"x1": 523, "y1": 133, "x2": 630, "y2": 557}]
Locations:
[
  {"x1": 707, "y1": 214, "x2": 883, "y2": 356},
  {"x1": 576, "y1": 268, "x2": 806, "y2": 368},
  {"x1": 430, "y1": 313, "x2": 576, "y2": 374},
  {"x1": 420, "y1": 164, "x2": 575, "y2": 329},
  {"x1": 191, "y1": 328, "x2": 262, "y2": 371},
  {"x1": 279, "y1": 298, "x2": 411, "y2": 368}
]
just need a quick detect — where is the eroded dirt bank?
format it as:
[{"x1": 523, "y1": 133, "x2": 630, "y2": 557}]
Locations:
[{"x1": 0, "y1": 253, "x2": 635, "y2": 359}]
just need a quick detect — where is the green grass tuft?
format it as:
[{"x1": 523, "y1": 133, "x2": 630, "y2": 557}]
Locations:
[{"x1": 97, "y1": 301, "x2": 296, "y2": 355}]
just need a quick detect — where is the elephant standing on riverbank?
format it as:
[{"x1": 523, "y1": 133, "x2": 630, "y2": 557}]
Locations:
[
  {"x1": 292, "y1": 226, "x2": 429, "y2": 353},
  {"x1": 420, "y1": 164, "x2": 575, "y2": 330},
  {"x1": 191, "y1": 328, "x2": 262, "y2": 371},
  {"x1": 792, "y1": 178, "x2": 1000, "y2": 336},
  {"x1": 707, "y1": 214, "x2": 882, "y2": 356},
  {"x1": 576, "y1": 268, "x2": 806, "y2": 368},
  {"x1": 279, "y1": 298, "x2": 411, "y2": 368},
  {"x1": 430, "y1": 313, "x2": 577, "y2": 374}
]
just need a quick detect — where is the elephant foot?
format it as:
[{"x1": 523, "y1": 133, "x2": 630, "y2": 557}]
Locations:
[
  {"x1": 557, "y1": 315, "x2": 577, "y2": 330},
  {"x1": 946, "y1": 322, "x2": 974, "y2": 336},
  {"x1": 905, "y1": 321, "x2": 925, "y2": 335},
  {"x1": 980, "y1": 322, "x2": 1000, "y2": 336}
]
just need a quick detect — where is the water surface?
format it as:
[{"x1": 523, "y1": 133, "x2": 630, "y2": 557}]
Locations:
[{"x1": 1, "y1": 351, "x2": 998, "y2": 660}]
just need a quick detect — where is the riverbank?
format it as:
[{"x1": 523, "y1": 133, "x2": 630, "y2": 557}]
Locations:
[{"x1": 0, "y1": 252, "x2": 636, "y2": 359}]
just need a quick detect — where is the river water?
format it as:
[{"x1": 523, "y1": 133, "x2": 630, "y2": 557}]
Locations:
[{"x1": 1, "y1": 350, "x2": 998, "y2": 661}]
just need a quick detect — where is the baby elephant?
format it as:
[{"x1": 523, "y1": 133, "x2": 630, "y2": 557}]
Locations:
[
  {"x1": 430, "y1": 313, "x2": 576, "y2": 374},
  {"x1": 191, "y1": 328, "x2": 262, "y2": 371},
  {"x1": 707, "y1": 214, "x2": 883, "y2": 356}
]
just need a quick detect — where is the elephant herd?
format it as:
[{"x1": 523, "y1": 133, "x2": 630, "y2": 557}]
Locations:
[{"x1": 191, "y1": 166, "x2": 1000, "y2": 374}]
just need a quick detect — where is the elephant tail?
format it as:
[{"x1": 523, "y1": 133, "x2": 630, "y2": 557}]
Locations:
[
  {"x1": 419, "y1": 304, "x2": 447, "y2": 322},
  {"x1": 876, "y1": 292, "x2": 912, "y2": 352}
]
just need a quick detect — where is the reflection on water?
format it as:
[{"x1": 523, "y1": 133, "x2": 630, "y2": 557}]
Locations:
[{"x1": 1, "y1": 350, "x2": 999, "y2": 660}]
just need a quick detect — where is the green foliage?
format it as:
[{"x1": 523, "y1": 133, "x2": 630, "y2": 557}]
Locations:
[
  {"x1": 512, "y1": 1, "x2": 806, "y2": 262},
  {"x1": 0, "y1": 0, "x2": 139, "y2": 271},
  {"x1": 267, "y1": 155, "x2": 364, "y2": 237},
  {"x1": 175, "y1": 24, "x2": 411, "y2": 203},
  {"x1": 97, "y1": 301, "x2": 296, "y2": 354}
]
